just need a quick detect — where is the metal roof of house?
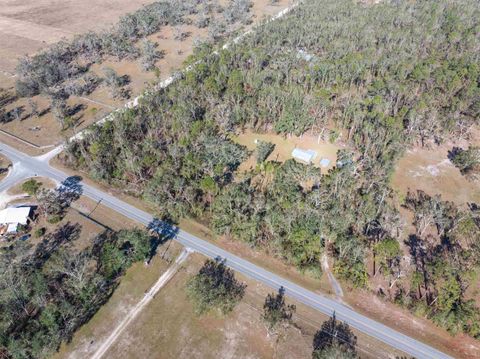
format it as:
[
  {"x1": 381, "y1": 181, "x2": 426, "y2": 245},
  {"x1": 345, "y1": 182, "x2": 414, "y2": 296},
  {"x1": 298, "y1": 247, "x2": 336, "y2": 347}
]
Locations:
[
  {"x1": 292, "y1": 148, "x2": 317, "y2": 163},
  {"x1": 6, "y1": 223, "x2": 18, "y2": 233},
  {"x1": 0, "y1": 207, "x2": 31, "y2": 225}
]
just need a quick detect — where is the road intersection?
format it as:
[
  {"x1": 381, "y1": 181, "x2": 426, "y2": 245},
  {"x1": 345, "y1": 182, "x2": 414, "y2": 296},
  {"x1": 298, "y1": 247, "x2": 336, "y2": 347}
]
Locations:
[
  {"x1": 0, "y1": 140, "x2": 452, "y2": 359},
  {"x1": 0, "y1": 4, "x2": 455, "y2": 357}
]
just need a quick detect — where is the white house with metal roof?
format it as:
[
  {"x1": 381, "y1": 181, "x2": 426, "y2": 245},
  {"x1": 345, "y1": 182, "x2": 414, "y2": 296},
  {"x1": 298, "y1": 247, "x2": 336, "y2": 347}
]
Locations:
[
  {"x1": 0, "y1": 207, "x2": 32, "y2": 234},
  {"x1": 292, "y1": 148, "x2": 317, "y2": 164}
]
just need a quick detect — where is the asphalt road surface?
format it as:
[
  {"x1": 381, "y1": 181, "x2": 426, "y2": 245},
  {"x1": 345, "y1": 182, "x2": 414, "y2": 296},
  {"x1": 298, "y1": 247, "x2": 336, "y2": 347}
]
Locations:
[{"x1": 0, "y1": 141, "x2": 452, "y2": 359}]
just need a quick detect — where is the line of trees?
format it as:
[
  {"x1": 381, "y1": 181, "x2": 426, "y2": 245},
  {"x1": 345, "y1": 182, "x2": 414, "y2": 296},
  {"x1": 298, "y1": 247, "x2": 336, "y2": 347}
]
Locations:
[{"x1": 14, "y1": 0, "x2": 255, "y2": 100}]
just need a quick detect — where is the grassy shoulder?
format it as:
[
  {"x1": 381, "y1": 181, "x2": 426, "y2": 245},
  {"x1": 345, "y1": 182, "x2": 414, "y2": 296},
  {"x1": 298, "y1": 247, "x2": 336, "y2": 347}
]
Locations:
[
  {"x1": 53, "y1": 240, "x2": 183, "y2": 359},
  {"x1": 62, "y1": 253, "x2": 404, "y2": 359}
]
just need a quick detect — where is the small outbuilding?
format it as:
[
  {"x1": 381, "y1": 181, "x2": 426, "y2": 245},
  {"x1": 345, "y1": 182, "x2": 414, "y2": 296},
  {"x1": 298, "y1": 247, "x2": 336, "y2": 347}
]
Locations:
[
  {"x1": 319, "y1": 158, "x2": 331, "y2": 168},
  {"x1": 292, "y1": 148, "x2": 317, "y2": 164},
  {"x1": 0, "y1": 207, "x2": 32, "y2": 234}
]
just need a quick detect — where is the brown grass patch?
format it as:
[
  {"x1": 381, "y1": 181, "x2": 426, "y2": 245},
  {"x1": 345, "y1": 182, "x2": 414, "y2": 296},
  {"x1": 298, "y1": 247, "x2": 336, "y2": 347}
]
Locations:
[
  {"x1": 84, "y1": 253, "x2": 402, "y2": 359},
  {"x1": 233, "y1": 130, "x2": 343, "y2": 173},
  {"x1": 391, "y1": 144, "x2": 480, "y2": 205},
  {"x1": 53, "y1": 240, "x2": 183, "y2": 359}
]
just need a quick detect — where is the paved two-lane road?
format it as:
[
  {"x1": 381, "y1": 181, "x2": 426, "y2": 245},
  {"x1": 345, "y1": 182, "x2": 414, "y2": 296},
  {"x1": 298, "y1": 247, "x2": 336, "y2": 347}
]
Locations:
[{"x1": 0, "y1": 141, "x2": 452, "y2": 359}]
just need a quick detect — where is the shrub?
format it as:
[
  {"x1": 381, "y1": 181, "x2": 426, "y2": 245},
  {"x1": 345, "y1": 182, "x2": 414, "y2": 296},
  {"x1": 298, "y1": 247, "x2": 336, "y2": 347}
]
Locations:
[
  {"x1": 255, "y1": 140, "x2": 275, "y2": 164},
  {"x1": 34, "y1": 227, "x2": 46, "y2": 238},
  {"x1": 186, "y1": 259, "x2": 246, "y2": 314},
  {"x1": 47, "y1": 215, "x2": 62, "y2": 224},
  {"x1": 22, "y1": 179, "x2": 41, "y2": 196}
]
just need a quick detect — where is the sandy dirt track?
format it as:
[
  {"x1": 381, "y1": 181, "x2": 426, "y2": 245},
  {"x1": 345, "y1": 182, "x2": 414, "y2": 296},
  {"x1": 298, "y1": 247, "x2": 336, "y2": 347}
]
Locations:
[{"x1": 90, "y1": 248, "x2": 191, "y2": 359}]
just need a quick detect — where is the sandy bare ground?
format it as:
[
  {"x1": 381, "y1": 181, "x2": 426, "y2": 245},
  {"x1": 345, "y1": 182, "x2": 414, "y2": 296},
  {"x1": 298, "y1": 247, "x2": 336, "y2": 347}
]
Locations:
[
  {"x1": 90, "y1": 248, "x2": 191, "y2": 359},
  {"x1": 321, "y1": 254, "x2": 344, "y2": 300},
  {"x1": 0, "y1": 15, "x2": 71, "y2": 44},
  {"x1": 0, "y1": 0, "x2": 158, "y2": 73},
  {"x1": 0, "y1": 190, "x2": 28, "y2": 209},
  {"x1": 392, "y1": 144, "x2": 480, "y2": 205}
]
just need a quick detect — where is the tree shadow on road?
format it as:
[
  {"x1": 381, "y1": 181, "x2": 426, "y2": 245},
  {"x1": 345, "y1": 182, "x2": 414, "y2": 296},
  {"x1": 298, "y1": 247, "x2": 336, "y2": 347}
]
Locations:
[
  {"x1": 147, "y1": 218, "x2": 180, "y2": 261},
  {"x1": 58, "y1": 176, "x2": 83, "y2": 197}
]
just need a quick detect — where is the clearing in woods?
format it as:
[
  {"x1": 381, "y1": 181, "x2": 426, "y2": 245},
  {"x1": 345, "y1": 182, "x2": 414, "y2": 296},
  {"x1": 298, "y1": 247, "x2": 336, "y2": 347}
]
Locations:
[
  {"x1": 0, "y1": 0, "x2": 159, "y2": 73},
  {"x1": 391, "y1": 141, "x2": 480, "y2": 205},
  {"x1": 233, "y1": 130, "x2": 342, "y2": 173}
]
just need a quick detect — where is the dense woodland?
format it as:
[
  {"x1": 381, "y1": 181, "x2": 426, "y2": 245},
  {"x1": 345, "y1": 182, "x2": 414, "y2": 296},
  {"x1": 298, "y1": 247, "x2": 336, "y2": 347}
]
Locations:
[
  {"x1": 63, "y1": 0, "x2": 480, "y2": 341},
  {"x1": 0, "y1": 213, "x2": 158, "y2": 358}
]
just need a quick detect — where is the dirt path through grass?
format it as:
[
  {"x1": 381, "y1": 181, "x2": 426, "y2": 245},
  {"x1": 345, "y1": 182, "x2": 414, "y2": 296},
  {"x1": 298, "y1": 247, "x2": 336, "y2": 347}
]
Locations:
[
  {"x1": 321, "y1": 254, "x2": 344, "y2": 300},
  {"x1": 91, "y1": 248, "x2": 191, "y2": 359}
]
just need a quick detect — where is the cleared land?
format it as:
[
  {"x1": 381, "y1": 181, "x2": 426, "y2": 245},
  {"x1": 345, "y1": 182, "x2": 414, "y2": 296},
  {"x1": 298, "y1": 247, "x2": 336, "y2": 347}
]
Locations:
[
  {"x1": 392, "y1": 143, "x2": 480, "y2": 205},
  {"x1": 56, "y1": 252, "x2": 404, "y2": 359},
  {"x1": 0, "y1": 0, "x2": 292, "y2": 150},
  {"x1": 0, "y1": 0, "x2": 158, "y2": 73},
  {"x1": 233, "y1": 130, "x2": 342, "y2": 173}
]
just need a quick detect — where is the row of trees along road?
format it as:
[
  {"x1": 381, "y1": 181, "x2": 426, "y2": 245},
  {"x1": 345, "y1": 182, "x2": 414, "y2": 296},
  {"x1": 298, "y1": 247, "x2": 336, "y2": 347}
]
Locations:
[
  {"x1": 2, "y1": 1, "x2": 255, "y2": 131},
  {"x1": 14, "y1": 0, "x2": 254, "y2": 99},
  {"x1": 64, "y1": 0, "x2": 480, "y2": 339},
  {"x1": 187, "y1": 259, "x2": 360, "y2": 358}
]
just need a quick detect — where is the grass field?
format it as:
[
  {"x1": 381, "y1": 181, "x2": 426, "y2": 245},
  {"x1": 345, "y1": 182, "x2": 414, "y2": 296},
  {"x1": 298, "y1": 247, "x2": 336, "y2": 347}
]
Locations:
[
  {"x1": 391, "y1": 142, "x2": 480, "y2": 205},
  {"x1": 56, "y1": 252, "x2": 404, "y2": 359},
  {"x1": 0, "y1": 0, "x2": 158, "y2": 73}
]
